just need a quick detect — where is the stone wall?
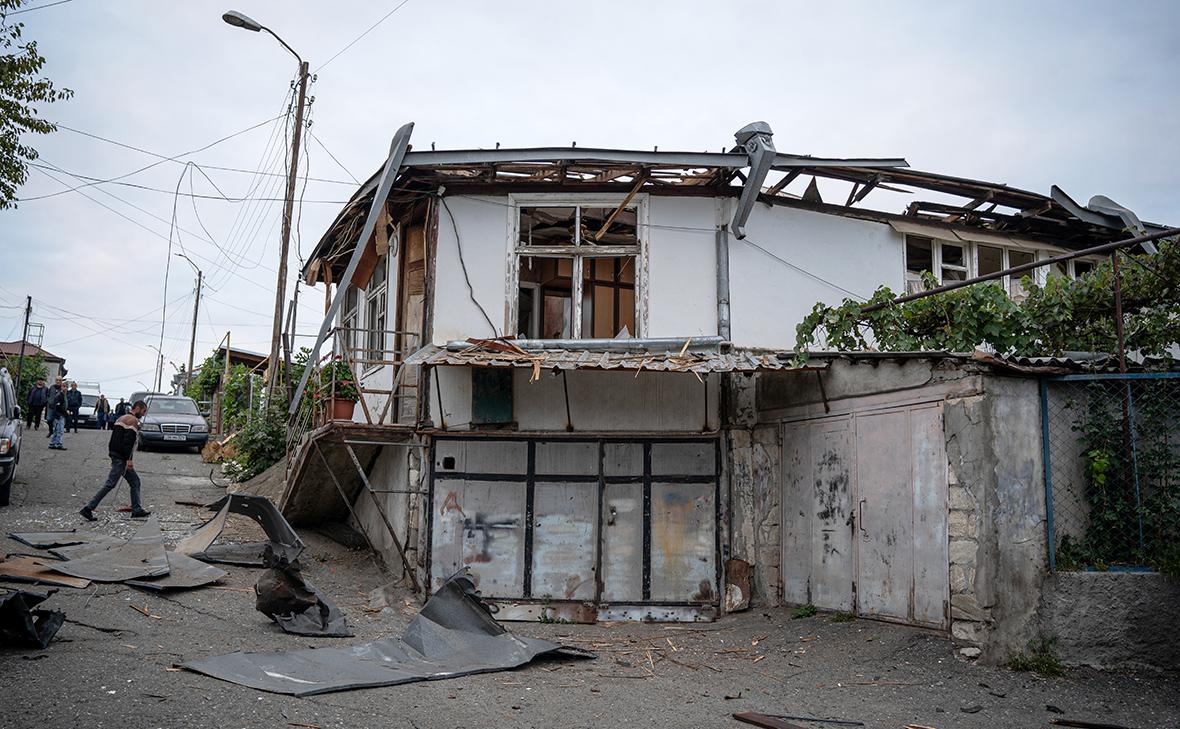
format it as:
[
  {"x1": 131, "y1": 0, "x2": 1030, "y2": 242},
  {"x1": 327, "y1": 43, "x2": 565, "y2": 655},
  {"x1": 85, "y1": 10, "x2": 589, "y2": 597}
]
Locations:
[{"x1": 1040, "y1": 571, "x2": 1180, "y2": 670}]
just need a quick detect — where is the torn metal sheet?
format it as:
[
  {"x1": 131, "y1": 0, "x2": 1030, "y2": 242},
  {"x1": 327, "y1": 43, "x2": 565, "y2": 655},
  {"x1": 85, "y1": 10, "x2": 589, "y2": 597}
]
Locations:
[
  {"x1": 0, "y1": 555, "x2": 91, "y2": 589},
  {"x1": 176, "y1": 494, "x2": 304, "y2": 566},
  {"x1": 0, "y1": 588, "x2": 64, "y2": 649},
  {"x1": 8, "y1": 531, "x2": 122, "y2": 550},
  {"x1": 125, "y1": 551, "x2": 228, "y2": 592},
  {"x1": 50, "y1": 517, "x2": 169, "y2": 583},
  {"x1": 183, "y1": 571, "x2": 593, "y2": 696},
  {"x1": 254, "y1": 548, "x2": 350, "y2": 637}
]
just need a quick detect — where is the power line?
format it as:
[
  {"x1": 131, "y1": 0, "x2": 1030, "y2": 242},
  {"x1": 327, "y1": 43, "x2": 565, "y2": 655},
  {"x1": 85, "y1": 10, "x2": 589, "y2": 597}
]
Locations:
[
  {"x1": 17, "y1": 114, "x2": 285, "y2": 202},
  {"x1": 316, "y1": 0, "x2": 413, "y2": 72},
  {"x1": 4, "y1": 0, "x2": 75, "y2": 16},
  {"x1": 55, "y1": 123, "x2": 355, "y2": 186},
  {"x1": 309, "y1": 130, "x2": 360, "y2": 184}
]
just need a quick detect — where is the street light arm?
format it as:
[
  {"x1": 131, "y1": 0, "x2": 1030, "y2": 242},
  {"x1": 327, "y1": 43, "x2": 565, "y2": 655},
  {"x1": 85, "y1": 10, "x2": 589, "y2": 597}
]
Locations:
[
  {"x1": 261, "y1": 26, "x2": 302, "y2": 64},
  {"x1": 174, "y1": 252, "x2": 202, "y2": 276}
]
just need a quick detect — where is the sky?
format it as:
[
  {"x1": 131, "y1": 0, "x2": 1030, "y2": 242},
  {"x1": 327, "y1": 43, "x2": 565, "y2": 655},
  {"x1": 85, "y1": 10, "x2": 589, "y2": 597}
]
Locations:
[{"x1": 1, "y1": 0, "x2": 1178, "y2": 399}]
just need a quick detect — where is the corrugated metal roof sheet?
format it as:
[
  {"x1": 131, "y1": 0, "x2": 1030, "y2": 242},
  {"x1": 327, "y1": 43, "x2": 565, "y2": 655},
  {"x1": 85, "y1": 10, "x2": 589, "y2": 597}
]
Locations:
[{"x1": 404, "y1": 345, "x2": 824, "y2": 375}]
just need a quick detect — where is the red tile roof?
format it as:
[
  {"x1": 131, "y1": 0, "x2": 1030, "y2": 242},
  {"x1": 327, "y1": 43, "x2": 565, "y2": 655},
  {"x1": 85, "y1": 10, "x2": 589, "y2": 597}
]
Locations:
[{"x1": 0, "y1": 340, "x2": 66, "y2": 363}]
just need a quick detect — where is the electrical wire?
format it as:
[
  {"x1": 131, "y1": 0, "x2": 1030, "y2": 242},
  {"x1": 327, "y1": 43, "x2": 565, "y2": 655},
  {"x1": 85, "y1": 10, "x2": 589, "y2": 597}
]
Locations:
[
  {"x1": 309, "y1": 130, "x2": 360, "y2": 184},
  {"x1": 17, "y1": 114, "x2": 286, "y2": 202},
  {"x1": 316, "y1": 0, "x2": 413, "y2": 73},
  {"x1": 3, "y1": 0, "x2": 74, "y2": 15}
]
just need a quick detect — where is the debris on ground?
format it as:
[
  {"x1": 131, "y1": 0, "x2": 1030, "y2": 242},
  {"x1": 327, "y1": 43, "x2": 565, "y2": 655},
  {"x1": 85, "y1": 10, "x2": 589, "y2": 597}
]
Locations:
[
  {"x1": 182, "y1": 570, "x2": 594, "y2": 696},
  {"x1": 0, "y1": 555, "x2": 91, "y2": 589},
  {"x1": 51, "y1": 516, "x2": 170, "y2": 582},
  {"x1": 724, "y1": 558, "x2": 751, "y2": 613},
  {"x1": 176, "y1": 494, "x2": 303, "y2": 566},
  {"x1": 1050, "y1": 720, "x2": 1132, "y2": 729},
  {"x1": 0, "y1": 588, "x2": 64, "y2": 648},
  {"x1": 254, "y1": 546, "x2": 350, "y2": 637}
]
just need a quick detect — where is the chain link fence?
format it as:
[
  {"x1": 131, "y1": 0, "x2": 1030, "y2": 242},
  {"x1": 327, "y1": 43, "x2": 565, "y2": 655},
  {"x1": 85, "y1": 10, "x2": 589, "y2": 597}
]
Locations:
[{"x1": 1042, "y1": 373, "x2": 1180, "y2": 574}]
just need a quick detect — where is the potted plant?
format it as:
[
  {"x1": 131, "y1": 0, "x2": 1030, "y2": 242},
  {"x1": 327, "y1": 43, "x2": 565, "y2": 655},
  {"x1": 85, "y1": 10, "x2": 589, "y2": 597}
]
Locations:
[{"x1": 318, "y1": 357, "x2": 360, "y2": 421}]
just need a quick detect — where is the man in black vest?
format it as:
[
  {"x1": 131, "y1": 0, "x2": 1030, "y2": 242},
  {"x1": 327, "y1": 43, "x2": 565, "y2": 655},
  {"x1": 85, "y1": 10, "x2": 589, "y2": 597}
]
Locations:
[{"x1": 79, "y1": 400, "x2": 150, "y2": 520}]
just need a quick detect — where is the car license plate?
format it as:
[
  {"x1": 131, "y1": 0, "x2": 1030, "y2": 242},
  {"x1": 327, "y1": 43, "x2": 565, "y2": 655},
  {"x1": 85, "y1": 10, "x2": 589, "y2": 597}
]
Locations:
[{"x1": 163, "y1": 434, "x2": 186, "y2": 441}]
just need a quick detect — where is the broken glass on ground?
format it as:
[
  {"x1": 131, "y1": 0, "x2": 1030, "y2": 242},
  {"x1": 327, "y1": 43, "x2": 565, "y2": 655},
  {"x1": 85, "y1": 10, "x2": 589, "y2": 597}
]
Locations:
[{"x1": 182, "y1": 570, "x2": 594, "y2": 696}]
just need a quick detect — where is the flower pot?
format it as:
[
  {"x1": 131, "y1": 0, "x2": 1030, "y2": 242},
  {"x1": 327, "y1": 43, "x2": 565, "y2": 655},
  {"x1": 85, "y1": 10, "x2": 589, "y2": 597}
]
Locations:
[{"x1": 328, "y1": 398, "x2": 357, "y2": 421}]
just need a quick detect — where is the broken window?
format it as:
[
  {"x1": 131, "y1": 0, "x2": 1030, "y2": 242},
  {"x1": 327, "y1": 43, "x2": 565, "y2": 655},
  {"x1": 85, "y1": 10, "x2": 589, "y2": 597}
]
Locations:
[
  {"x1": 514, "y1": 202, "x2": 640, "y2": 339},
  {"x1": 904, "y1": 235, "x2": 934, "y2": 293},
  {"x1": 940, "y1": 243, "x2": 968, "y2": 282},
  {"x1": 1008, "y1": 249, "x2": 1034, "y2": 300},
  {"x1": 1072, "y1": 259, "x2": 1095, "y2": 277},
  {"x1": 978, "y1": 245, "x2": 1004, "y2": 276},
  {"x1": 341, "y1": 284, "x2": 360, "y2": 360}
]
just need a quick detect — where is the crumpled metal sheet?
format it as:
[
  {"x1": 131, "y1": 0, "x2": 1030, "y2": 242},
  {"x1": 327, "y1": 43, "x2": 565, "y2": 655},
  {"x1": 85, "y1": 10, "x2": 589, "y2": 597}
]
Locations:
[
  {"x1": 9, "y1": 531, "x2": 122, "y2": 550},
  {"x1": 183, "y1": 571, "x2": 593, "y2": 696},
  {"x1": 254, "y1": 548, "x2": 350, "y2": 637},
  {"x1": 125, "y1": 551, "x2": 228, "y2": 592},
  {"x1": 176, "y1": 494, "x2": 304, "y2": 566},
  {"x1": 50, "y1": 517, "x2": 169, "y2": 583},
  {"x1": 0, "y1": 588, "x2": 64, "y2": 649}
]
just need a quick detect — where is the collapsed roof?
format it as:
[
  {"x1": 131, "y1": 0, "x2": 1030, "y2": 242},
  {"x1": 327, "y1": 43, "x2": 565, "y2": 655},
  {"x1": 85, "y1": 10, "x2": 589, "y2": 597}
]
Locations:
[{"x1": 304, "y1": 121, "x2": 1166, "y2": 284}]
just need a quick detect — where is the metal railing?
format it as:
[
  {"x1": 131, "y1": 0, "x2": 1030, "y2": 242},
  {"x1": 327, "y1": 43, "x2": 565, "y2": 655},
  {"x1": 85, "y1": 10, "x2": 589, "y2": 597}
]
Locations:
[
  {"x1": 284, "y1": 326, "x2": 420, "y2": 486},
  {"x1": 1042, "y1": 372, "x2": 1180, "y2": 573}
]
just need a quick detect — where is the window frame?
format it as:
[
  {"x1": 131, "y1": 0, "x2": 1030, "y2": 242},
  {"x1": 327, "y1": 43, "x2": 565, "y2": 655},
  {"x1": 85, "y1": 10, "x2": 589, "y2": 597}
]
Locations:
[
  {"x1": 364, "y1": 253, "x2": 389, "y2": 374},
  {"x1": 506, "y1": 193, "x2": 649, "y2": 340},
  {"x1": 903, "y1": 234, "x2": 1086, "y2": 299}
]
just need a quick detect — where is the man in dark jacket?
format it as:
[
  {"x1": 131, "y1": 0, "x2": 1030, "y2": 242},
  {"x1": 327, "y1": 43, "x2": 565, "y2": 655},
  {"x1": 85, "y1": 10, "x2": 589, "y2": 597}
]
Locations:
[
  {"x1": 47, "y1": 378, "x2": 68, "y2": 450},
  {"x1": 25, "y1": 378, "x2": 49, "y2": 430},
  {"x1": 80, "y1": 400, "x2": 150, "y2": 520},
  {"x1": 66, "y1": 382, "x2": 83, "y2": 433}
]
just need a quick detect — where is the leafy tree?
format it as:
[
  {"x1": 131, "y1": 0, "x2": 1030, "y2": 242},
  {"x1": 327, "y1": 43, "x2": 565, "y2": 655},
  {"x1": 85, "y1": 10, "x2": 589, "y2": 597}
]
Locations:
[
  {"x1": 1, "y1": 351, "x2": 46, "y2": 403},
  {"x1": 794, "y1": 240, "x2": 1179, "y2": 362},
  {"x1": 0, "y1": 0, "x2": 73, "y2": 208}
]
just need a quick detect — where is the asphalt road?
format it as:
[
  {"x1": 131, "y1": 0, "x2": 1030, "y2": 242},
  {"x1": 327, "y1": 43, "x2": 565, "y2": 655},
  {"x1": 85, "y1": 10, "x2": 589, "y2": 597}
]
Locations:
[{"x1": 0, "y1": 427, "x2": 1177, "y2": 729}]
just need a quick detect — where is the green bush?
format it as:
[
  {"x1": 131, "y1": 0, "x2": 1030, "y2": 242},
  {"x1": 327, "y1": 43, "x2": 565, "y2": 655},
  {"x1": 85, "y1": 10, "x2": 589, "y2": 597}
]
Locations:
[
  {"x1": 791, "y1": 604, "x2": 818, "y2": 619},
  {"x1": 224, "y1": 399, "x2": 286, "y2": 482}
]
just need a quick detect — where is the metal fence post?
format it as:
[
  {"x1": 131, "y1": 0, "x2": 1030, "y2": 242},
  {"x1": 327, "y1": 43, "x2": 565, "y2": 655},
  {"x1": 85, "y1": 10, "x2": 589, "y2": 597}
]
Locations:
[
  {"x1": 1125, "y1": 381, "x2": 1146, "y2": 556},
  {"x1": 1040, "y1": 377, "x2": 1056, "y2": 571}
]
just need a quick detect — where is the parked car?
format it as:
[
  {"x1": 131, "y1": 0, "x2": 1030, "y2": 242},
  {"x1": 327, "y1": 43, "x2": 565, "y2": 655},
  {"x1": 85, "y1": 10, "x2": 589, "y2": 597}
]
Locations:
[
  {"x1": 138, "y1": 395, "x2": 210, "y2": 452},
  {"x1": 0, "y1": 368, "x2": 23, "y2": 505}
]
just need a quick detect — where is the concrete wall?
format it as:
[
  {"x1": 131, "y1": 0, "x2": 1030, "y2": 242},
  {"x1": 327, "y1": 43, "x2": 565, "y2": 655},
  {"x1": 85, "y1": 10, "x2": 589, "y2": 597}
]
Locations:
[
  {"x1": 432, "y1": 365, "x2": 718, "y2": 433},
  {"x1": 1040, "y1": 571, "x2": 1180, "y2": 670},
  {"x1": 348, "y1": 442, "x2": 424, "y2": 581},
  {"x1": 730, "y1": 205, "x2": 904, "y2": 350},
  {"x1": 943, "y1": 375, "x2": 1048, "y2": 661}
]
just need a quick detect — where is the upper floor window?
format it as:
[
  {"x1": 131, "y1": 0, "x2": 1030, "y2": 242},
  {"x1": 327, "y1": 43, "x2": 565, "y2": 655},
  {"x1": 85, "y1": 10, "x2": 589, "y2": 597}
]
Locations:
[
  {"x1": 341, "y1": 284, "x2": 360, "y2": 357},
  {"x1": 365, "y1": 253, "x2": 388, "y2": 369},
  {"x1": 904, "y1": 234, "x2": 1094, "y2": 301},
  {"x1": 513, "y1": 200, "x2": 642, "y2": 339}
]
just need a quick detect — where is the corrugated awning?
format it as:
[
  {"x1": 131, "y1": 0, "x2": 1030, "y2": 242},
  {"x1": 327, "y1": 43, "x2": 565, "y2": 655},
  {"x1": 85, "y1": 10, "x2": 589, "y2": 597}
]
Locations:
[{"x1": 403, "y1": 344, "x2": 823, "y2": 375}]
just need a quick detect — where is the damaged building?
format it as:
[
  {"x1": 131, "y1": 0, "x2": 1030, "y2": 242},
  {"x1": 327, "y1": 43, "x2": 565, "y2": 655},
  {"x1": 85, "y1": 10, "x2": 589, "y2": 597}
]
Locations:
[{"x1": 282, "y1": 121, "x2": 1177, "y2": 666}]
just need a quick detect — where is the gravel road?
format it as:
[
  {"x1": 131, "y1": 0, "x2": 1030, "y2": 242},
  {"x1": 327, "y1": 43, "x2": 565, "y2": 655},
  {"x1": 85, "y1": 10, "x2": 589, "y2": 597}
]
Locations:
[{"x1": 0, "y1": 428, "x2": 1176, "y2": 729}]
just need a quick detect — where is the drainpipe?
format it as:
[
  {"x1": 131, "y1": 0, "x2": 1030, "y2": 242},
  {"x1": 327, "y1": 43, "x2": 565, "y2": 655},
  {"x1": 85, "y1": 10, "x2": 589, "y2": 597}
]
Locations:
[{"x1": 716, "y1": 223, "x2": 731, "y2": 342}]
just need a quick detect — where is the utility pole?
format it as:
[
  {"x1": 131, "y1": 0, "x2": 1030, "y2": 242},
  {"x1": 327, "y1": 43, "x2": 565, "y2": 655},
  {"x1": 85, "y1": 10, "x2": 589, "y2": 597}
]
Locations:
[
  {"x1": 267, "y1": 60, "x2": 310, "y2": 393},
  {"x1": 13, "y1": 296, "x2": 31, "y2": 398},
  {"x1": 176, "y1": 254, "x2": 203, "y2": 391}
]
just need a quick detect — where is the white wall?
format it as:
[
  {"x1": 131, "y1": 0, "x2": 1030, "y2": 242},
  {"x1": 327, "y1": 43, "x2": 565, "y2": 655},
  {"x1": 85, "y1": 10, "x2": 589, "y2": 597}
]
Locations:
[
  {"x1": 432, "y1": 195, "x2": 510, "y2": 344},
  {"x1": 646, "y1": 196, "x2": 719, "y2": 338},
  {"x1": 730, "y1": 205, "x2": 904, "y2": 349},
  {"x1": 432, "y1": 365, "x2": 718, "y2": 432}
]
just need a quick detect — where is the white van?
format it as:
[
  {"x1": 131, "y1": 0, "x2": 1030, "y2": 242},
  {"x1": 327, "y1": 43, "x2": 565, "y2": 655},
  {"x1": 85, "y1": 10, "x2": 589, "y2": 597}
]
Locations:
[{"x1": 69, "y1": 381, "x2": 103, "y2": 428}]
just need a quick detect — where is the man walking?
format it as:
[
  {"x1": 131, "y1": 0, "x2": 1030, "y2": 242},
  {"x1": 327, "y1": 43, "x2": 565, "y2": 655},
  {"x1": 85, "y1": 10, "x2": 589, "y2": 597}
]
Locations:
[
  {"x1": 66, "y1": 382, "x2": 83, "y2": 433},
  {"x1": 113, "y1": 398, "x2": 128, "y2": 418},
  {"x1": 25, "y1": 378, "x2": 49, "y2": 430},
  {"x1": 95, "y1": 394, "x2": 111, "y2": 430},
  {"x1": 80, "y1": 399, "x2": 150, "y2": 520},
  {"x1": 47, "y1": 377, "x2": 68, "y2": 450}
]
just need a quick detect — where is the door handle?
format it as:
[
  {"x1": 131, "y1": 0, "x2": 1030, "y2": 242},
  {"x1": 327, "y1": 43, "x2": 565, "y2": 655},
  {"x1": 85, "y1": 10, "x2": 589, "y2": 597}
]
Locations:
[{"x1": 858, "y1": 498, "x2": 867, "y2": 538}]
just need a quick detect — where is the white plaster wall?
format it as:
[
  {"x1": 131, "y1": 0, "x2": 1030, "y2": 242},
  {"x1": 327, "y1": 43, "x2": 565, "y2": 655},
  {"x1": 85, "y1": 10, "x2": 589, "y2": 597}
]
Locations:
[
  {"x1": 432, "y1": 195, "x2": 510, "y2": 344},
  {"x1": 431, "y1": 365, "x2": 718, "y2": 432},
  {"x1": 646, "y1": 196, "x2": 719, "y2": 337},
  {"x1": 730, "y1": 206, "x2": 905, "y2": 349}
]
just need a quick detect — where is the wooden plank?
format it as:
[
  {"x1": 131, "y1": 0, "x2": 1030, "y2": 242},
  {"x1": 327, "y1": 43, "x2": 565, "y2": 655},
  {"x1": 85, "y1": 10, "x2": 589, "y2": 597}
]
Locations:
[
  {"x1": 0, "y1": 555, "x2": 91, "y2": 589},
  {"x1": 734, "y1": 713, "x2": 808, "y2": 729}
]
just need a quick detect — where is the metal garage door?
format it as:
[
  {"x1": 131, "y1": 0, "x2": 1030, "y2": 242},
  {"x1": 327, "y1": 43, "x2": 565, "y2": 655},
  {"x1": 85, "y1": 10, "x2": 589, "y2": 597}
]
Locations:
[
  {"x1": 780, "y1": 404, "x2": 949, "y2": 629},
  {"x1": 429, "y1": 437, "x2": 719, "y2": 622}
]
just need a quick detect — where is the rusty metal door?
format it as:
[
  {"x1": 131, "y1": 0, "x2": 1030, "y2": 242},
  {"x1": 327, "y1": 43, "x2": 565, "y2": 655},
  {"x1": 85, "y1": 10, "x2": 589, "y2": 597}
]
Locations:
[
  {"x1": 780, "y1": 404, "x2": 948, "y2": 629},
  {"x1": 429, "y1": 436, "x2": 719, "y2": 621}
]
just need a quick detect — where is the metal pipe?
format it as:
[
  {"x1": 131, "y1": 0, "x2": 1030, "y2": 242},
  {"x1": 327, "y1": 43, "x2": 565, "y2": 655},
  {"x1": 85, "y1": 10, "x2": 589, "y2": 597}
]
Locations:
[
  {"x1": 445, "y1": 335, "x2": 725, "y2": 352},
  {"x1": 716, "y1": 224, "x2": 731, "y2": 341},
  {"x1": 861, "y1": 226, "x2": 1179, "y2": 313}
]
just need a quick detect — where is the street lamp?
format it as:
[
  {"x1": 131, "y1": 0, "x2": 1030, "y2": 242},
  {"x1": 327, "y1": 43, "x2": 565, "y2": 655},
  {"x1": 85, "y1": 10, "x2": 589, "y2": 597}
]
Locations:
[
  {"x1": 175, "y1": 253, "x2": 203, "y2": 391},
  {"x1": 222, "y1": 9, "x2": 309, "y2": 394}
]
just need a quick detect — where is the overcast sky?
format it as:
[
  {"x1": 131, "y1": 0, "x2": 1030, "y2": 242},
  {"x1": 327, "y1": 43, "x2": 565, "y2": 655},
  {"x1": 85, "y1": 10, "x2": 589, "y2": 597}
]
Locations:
[{"x1": 1, "y1": 0, "x2": 1177, "y2": 399}]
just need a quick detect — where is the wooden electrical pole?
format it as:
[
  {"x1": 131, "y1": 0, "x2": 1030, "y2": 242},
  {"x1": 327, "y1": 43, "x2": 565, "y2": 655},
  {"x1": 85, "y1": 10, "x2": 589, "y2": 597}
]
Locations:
[
  {"x1": 186, "y1": 269, "x2": 202, "y2": 390},
  {"x1": 13, "y1": 296, "x2": 31, "y2": 397},
  {"x1": 267, "y1": 60, "x2": 310, "y2": 393}
]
